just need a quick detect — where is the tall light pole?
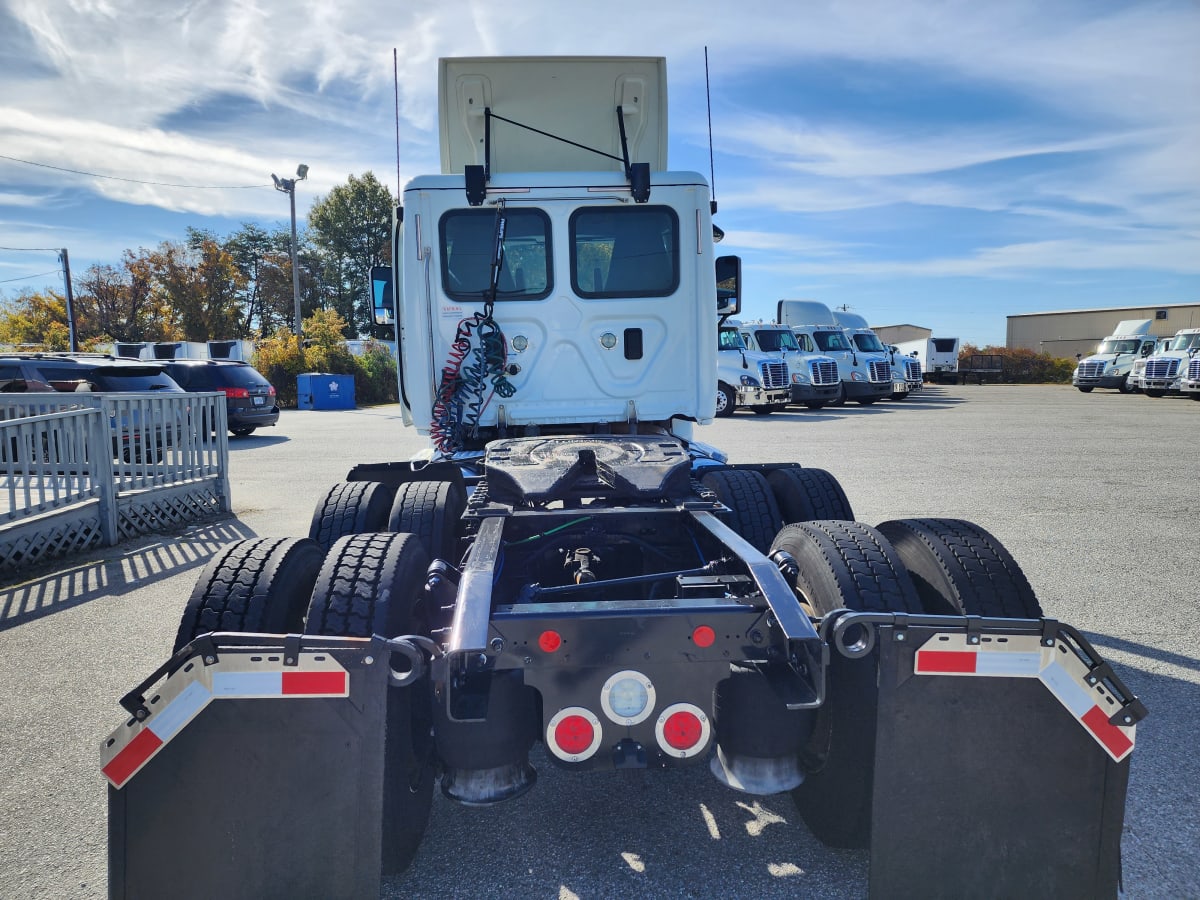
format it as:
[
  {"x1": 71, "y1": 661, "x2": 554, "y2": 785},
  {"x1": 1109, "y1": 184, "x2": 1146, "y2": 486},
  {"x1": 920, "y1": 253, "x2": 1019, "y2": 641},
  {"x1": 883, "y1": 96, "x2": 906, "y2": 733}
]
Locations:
[{"x1": 272, "y1": 163, "x2": 309, "y2": 340}]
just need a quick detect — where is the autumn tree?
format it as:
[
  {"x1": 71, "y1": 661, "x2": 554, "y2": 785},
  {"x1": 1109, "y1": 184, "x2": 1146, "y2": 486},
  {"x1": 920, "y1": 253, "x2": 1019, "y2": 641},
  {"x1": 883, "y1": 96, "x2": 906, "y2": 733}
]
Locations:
[
  {"x1": 0, "y1": 289, "x2": 71, "y2": 349},
  {"x1": 73, "y1": 252, "x2": 178, "y2": 343},
  {"x1": 306, "y1": 172, "x2": 394, "y2": 337},
  {"x1": 140, "y1": 239, "x2": 246, "y2": 340}
]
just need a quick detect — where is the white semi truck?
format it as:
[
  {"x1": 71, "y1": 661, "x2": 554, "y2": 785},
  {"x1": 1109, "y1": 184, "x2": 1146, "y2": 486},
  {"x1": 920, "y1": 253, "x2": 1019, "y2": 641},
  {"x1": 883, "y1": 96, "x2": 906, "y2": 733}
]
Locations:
[
  {"x1": 1071, "y1": 320, "x2": 1157, "y2": 393},
  {"x1": 777, "y1": 300, "x2": 892, "y2": 405},
  {"x1": 832, "y1": 310, "x2": 922, "y2": 400},
  {"x1": 896, "y1": 336, "x2": 961, "y2": 383},
  {"x1": 1141, "y1": 327, "x2": 1200, "y2": 398},
  {"x1": 715, "y1": 323, "x2": 791, "y2": 415},
  {"x1": 734, "y1": 319, "x2": 841, "y2": 409},
  {"x1": 103, "y1": 56, "x2": 1142, "y2": 900}
]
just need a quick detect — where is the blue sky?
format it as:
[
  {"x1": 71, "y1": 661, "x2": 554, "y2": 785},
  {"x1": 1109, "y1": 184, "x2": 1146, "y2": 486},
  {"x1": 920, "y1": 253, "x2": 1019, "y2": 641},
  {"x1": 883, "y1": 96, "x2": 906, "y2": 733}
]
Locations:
[{"x1": 1, "y1": 0, "x2": 1196, "y2": 347}]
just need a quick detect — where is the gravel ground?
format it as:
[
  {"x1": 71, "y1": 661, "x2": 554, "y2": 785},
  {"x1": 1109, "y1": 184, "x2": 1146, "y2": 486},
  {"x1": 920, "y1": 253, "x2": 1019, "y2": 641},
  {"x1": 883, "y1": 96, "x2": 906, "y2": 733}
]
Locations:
[{"x1": 0, "y1": 384, "x2": 1195, "y2": 899}]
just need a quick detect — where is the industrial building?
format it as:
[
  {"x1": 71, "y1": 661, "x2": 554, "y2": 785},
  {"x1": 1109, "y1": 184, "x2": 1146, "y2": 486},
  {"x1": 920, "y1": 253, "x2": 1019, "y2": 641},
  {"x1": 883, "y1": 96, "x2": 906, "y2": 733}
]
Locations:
[{"x1": 1007, "y1": 302, "x2": 1200, "y2": 359}]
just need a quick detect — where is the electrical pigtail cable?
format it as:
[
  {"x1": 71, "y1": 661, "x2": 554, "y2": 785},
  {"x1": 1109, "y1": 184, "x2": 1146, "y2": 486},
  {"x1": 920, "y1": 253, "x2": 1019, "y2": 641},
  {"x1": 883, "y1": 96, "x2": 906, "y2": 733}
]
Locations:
[{"x1": 431, "y1": 201, "x2": 516, "y2": 455}]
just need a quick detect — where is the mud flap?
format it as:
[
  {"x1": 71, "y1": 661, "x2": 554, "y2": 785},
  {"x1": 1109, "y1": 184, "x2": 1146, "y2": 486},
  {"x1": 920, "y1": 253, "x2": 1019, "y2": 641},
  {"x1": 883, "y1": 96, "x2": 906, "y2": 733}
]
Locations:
[
  {"x1": 857, "y1": 615, "x2": 1142, "y2": 900},
  {"x1": 104, "y1": 634, "x2": 389, "y2": 900}
]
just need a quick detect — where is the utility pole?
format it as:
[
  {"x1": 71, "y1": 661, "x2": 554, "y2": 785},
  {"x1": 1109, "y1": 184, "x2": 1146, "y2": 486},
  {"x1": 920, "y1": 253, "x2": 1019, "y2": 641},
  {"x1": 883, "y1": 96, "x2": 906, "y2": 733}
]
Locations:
[
  {"x1": 272, "y1": 164, "x2": 309, "y2": 342},
  {"x1": 60, "y1": 248, "x2": 78, "y2": 352}
]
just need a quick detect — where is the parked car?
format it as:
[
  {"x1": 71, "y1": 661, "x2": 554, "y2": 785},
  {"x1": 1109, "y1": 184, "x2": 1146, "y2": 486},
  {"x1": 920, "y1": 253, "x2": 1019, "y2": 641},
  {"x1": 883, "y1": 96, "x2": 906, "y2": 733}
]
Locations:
[
  {"x1": 0, "y1": 353, "x2": 187, "y2": 461},
  {"x1": 160, "y1": 359, "x2": 279, "y2": 436}
]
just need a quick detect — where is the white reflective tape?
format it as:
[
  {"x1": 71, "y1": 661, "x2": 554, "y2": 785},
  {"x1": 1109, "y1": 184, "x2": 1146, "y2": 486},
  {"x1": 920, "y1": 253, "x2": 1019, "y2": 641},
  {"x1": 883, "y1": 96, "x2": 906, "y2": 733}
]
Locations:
[
  {"x1": 1041, "y1": 659, "x2": 1102, "y2": 719},
  {"x1": 148, "y1": 680, "x2": 212, "y2": 742},
  {"x1": 974, "y1": 650, "x2": 1044, "y2": 677},
  {"x1": 212, "y1": 670, "x2": 283, "y2": 697}
]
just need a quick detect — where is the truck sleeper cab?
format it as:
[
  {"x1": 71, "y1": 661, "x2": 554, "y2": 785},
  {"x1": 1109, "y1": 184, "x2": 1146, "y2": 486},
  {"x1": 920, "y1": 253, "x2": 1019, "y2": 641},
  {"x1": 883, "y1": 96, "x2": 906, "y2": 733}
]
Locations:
[
  {"x1": 716, "y1": 325, "x2": 794, "y2": 415},
  {"x1": 1141, "y1": 328, "x2": 1200, "y2": 398},
  {"x1": 737, "y1": 321, "x2": 840, "y2": 409}
]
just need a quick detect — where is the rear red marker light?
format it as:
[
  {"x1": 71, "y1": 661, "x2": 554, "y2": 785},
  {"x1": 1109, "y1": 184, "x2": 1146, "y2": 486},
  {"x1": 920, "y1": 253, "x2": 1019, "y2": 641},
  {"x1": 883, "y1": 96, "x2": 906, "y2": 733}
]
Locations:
[
  {"x1": 221, "y1": 387, "x2": 250, "y2": 399},
  {"x1": 538, "y1": 630, "x2": 562, "y2": 653},
  {"x1": 546, "y1": 706, "x2": 603, "y2": 762},
  {"x1": 655, "y1": 702, "x2": 711, "y2": 759},
  {"x1": 692, "y1": 625, "x2": 715, "y2": 648}
]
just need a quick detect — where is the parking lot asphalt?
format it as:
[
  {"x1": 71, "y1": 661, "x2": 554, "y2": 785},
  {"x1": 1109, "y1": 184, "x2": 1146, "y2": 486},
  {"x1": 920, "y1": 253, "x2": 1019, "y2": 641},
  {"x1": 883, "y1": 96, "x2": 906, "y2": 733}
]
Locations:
[{"x1": 0, "y1": 384, "x2": 1195, "y2": 899}]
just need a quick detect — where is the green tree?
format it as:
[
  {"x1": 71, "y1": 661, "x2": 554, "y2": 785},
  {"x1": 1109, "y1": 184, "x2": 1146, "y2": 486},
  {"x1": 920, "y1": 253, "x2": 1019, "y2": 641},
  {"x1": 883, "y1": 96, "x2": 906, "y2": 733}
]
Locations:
[
  {"x1": 306, "y1": 172, "x2": 394, "y2": 337},
  {"x1": 142, "y1": 240, "x2": 246, "y2": 340}
]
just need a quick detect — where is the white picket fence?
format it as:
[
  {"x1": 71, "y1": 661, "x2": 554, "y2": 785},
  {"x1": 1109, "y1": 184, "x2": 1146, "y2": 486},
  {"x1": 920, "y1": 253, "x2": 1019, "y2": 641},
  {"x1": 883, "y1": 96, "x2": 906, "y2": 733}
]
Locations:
[{"x1": 0, "y1": 394, "x2": 231, "y2": 573}]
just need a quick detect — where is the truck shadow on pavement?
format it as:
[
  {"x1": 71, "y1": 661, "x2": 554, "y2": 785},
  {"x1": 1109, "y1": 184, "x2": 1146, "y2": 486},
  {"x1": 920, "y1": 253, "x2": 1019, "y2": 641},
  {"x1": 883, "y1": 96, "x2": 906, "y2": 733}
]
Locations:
[{"x1": 0, "y1": 518, "x2": 258, "y2": 631}]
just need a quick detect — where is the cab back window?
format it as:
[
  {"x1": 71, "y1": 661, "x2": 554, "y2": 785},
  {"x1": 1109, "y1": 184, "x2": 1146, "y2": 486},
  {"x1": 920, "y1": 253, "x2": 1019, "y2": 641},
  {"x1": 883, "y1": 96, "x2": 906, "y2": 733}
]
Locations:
[
  {"x1": 440, "y1": 208, "x2": 552, "y2": 301},
  {"x1": 571, "y1": 206, "x2": 679, "y2": 298}
]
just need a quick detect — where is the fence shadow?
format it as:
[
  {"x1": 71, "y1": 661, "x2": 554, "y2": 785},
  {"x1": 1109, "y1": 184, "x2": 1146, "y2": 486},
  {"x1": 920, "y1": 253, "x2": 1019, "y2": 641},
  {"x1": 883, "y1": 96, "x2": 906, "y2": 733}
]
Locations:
[{"x1": 0, "y1": 517, "x2": 258, "y2": 630}]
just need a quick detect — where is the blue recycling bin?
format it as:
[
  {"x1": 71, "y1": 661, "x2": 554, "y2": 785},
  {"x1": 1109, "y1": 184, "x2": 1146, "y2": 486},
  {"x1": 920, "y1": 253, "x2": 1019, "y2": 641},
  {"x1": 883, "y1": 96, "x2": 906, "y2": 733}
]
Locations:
[{"x1": 297, "y1": 373, "x2": 356, "y2": 410}]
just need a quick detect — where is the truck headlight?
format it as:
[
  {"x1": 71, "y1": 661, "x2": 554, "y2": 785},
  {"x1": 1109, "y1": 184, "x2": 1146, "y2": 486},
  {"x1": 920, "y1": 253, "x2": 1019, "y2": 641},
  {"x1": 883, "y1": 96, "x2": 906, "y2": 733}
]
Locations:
[
  {"x1": 1106, "y1": 366, "x2": 1119, "y2": 375},
  {"x1": 740, "y1": 374, "x2": 760, "y2": 387},
  {"x1": 791, "y1": 372, "x2": 810, "y2": 384},
  {"x1": 850, "y1": 371, "x2": 865, "y2": 382}
]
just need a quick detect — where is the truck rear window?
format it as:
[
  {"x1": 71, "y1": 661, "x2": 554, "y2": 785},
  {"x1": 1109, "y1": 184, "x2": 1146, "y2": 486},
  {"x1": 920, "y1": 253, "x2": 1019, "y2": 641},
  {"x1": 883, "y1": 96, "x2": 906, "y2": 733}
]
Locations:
[
  {"x1": 440, "y1": 208, "x2": 551, "y2": 301},
  {"x1": 570, "y1": 206, "x2": 679, "y2": 298}
]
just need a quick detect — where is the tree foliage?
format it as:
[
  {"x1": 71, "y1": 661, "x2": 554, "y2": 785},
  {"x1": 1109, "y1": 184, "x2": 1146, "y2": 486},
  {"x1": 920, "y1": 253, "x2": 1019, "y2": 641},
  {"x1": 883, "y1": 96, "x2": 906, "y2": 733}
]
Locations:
[
  {"x1": 958, "y1": 344, "x2": 1076, "y2": 383},
  {"x1": 306, "y1": 172, "x2": 394, "y2": 337}
]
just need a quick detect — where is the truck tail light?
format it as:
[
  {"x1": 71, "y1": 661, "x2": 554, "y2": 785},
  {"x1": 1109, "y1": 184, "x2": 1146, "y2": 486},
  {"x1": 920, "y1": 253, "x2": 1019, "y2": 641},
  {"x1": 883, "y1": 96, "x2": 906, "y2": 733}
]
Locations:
[
  {"x1": 546, "y1": 707, "x2": 602, "y2": 762},
  {"x1": 655, "y1": 703, "x2": 710, "y2": 758}
]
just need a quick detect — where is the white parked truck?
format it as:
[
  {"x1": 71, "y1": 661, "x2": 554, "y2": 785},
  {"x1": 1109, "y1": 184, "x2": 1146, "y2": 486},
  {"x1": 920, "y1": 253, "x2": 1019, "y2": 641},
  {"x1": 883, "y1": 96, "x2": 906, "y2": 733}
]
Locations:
[
  {"x1": 1071, "y1": 319, "x2": 1157, "y2": 393},
  {"x1": 716, "y1": 323, "x2": 791, "y2": 415},
  {"x1": 777, "y1": 300, "x2": 892, "y2": 404},
  {"x1": 735, "y1": 319, "x2": 841, "y2": 409},
  {"x1": 833, "y1": 311, "x2": 922, "y2": 400},
  {"x1": 103, "y1": 56, "x2": 1143, "y2": 900},
  {"x1": 1141, "y1": 327, "x2": 1200, "y2": 398},
  {"x1": 896, "y1": 336, "x2": 961, "y2": 383}
]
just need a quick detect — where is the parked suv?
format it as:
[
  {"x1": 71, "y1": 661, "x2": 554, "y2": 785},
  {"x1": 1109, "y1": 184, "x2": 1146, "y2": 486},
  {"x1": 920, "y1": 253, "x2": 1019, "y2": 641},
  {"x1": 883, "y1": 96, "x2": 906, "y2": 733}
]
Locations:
[
  {"x1": 160, "y1": 359, "x2": 279, "y2": 436},
  {"x1": 0, "y1": 353, "x2": 186, "y2": 461}
]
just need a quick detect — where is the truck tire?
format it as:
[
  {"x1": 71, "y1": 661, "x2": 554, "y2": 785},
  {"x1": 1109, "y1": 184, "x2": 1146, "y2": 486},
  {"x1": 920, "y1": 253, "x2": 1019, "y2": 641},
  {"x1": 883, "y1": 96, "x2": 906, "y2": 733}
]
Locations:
[
  {"x1": 1077, "y1": 386, "x2": 1094, "y2": 393},
  {"x1": 875, "y1": 518, "x2": 1043, "y2": 618},
  {"x1": 715, "y1": 383, "x2": 736, "y2": 417},
  {"x1": 769, "y1": 521, "x2": 921, "y2": 849},
  {"x1": 388, "y1": 479, "x2": 467, "y2": 564},
  {"x1": 308, "y1": 481, "x2": 393, "y2": 550},
  {"x1": 1117, "y1": 380, "x2": 1132, "y2": 394},
  {"x1": 767, "y1": 467, "x2": 854, "y2": 523},
  {"x1": 173, "y1": 537, "x2": 323, "y2": 652},
  {"x1": 305, "y1": 532, "x2": 435, "y2": 875},
  {"x1": 700, "y1": 469, "x2": 783, "y2": 554}
]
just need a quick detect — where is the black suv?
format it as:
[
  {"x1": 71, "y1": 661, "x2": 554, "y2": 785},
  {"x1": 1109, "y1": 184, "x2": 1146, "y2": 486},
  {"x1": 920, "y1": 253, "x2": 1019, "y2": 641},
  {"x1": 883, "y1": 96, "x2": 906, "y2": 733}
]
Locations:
[
  {"x1": 0, "y1": 353, "x2": 187, "y2": 461},
  {"x1": 160, "y1": 359, "x2": 279, "y2": 436}
]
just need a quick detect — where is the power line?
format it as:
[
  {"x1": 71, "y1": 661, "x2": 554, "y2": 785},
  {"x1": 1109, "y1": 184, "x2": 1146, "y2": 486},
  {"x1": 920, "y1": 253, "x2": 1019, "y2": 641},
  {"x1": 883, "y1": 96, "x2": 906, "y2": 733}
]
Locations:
[
  {"x1": 0, "y1": 269, "x2": 61, "y2": 284},
  {"x1": 0, "y1": 153, "x2": 271, "y2": 190}
]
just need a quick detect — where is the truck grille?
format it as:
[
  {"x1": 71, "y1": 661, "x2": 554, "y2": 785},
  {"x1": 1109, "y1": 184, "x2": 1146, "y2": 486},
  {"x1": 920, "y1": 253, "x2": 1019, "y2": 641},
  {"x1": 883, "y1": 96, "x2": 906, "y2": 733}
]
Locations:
[
  {"x1": 905, "y1": 359, "x2": 922, "y2": 381},
  {"x1": 810, "y1": 360, "x2": 839, "y2": 385},
  {"x1": 868, "y1": 360, "x2": 891, "y2": 384},
  {"x1": 1144, "y1": 358, "x2": 1179, "y2": 379},
  {"x1": 1077, "y1": 361, "x2": 1106, "y2": 379},
  {"x1": 759, "y1": 361, "x2": 788, "y2": 390},
  {"x1": 1189, "y1": 358, "x2": 1200, "y2": 380}
]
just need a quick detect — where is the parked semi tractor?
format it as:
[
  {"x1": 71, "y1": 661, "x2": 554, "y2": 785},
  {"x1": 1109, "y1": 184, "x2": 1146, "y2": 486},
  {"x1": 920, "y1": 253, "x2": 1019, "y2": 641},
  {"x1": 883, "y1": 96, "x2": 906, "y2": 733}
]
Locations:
[
  {"x1": 896, "y1": 336, "x2": 961, "y2": 383},
  {"x1": 716, "y1": 322, "x2": 791, "y2": 415},
  {"x1": 777, "y1": 300, "x2": 892, "y2": 404},
  {"x1": 735, "y1": 319, "x2": 841, "y2": 409},
  {"x1": 1141, "y1": 327, "x2": 1200, "y2": 398},
  {"x1": 1072, "y1": 320, "x2": 1157, "y2": 393},
  {"x1": 833, "y1": 310, "x2": 922, "y2": 400},
  {"x1": 103, "y1": 56, "x2": 1143, "y2": 900}
]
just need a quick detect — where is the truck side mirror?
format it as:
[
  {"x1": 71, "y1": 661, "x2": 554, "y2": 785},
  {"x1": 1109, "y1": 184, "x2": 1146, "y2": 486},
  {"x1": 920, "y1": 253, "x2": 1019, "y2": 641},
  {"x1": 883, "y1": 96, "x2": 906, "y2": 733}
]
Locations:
[
  {"x1": 370, "y1": 265, "x2": 395, "y2": 326},
  {"x1": 715, "y1": 255, "x2": 741, "y2": 316}
]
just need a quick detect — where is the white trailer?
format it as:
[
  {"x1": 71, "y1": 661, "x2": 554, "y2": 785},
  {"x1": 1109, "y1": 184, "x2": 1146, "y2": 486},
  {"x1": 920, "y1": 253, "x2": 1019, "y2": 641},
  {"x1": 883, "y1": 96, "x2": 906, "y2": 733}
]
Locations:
[{"x1": 896, "y1": 337, "x2": 960, "y2": 383}]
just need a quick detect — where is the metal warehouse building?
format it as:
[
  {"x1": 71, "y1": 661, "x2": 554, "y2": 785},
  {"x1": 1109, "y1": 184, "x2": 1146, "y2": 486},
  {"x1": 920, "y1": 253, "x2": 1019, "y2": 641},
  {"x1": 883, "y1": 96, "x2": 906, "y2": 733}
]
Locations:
[{"x1": 1007, "y1": 302, "x2": 1200, "y2": 359}]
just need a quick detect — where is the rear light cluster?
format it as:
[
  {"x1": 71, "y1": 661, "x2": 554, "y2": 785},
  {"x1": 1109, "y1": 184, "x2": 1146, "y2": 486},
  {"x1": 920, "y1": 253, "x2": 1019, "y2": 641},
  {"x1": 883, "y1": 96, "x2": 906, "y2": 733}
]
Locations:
[
  {"x1": 543, "y1": 664, "x2": 710, "y2": 763},
  {"x1": 220, "y1": 387, "x2": 250, "y2": 399}
]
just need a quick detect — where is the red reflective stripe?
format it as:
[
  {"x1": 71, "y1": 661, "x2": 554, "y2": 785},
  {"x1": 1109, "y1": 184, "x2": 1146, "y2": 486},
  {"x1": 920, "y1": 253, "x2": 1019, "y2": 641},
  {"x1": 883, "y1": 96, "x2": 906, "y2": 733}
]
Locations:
[
  {"x1": 102, "y1": 728, "x2": 163, "y2": 787},
  {"x1": 916, "y1": 650, "x2": 977, "y2": 673},
  {"x1": 281, "y1": 670, "x2": 346, "y2": 695},
  {"x1": 1082, "y1": 706, "x2": 1133, "y2": 760}
]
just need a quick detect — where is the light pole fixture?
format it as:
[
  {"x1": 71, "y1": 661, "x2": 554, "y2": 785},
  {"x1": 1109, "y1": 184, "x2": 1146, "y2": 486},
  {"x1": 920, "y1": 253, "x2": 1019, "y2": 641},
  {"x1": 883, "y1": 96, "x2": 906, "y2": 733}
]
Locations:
[{"x1": 272, "y1": 163, "x2": 309, "y2": 340}]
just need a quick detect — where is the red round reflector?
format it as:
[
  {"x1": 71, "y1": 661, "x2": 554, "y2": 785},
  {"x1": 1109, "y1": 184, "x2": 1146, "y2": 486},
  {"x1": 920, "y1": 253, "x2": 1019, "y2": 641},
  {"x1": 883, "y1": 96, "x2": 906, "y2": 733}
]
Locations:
[
  {"x1": 538, "y1": 630, "x2": 562, "y2": 653},
  {"x1": 554, "y1": 715, "x2": 594, "y2": 755},
  {"x1": 662, "y1": 710, "x2": 703, "y2": 750},
  {"x1": 692, "y1": 625, "x2": 715, "y2": 648}
]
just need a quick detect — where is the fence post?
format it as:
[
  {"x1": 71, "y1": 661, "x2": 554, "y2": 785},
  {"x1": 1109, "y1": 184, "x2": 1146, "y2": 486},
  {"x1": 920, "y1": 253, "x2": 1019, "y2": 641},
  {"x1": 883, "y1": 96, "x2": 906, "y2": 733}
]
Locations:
[{"x1": 89, "y1": 409, "x2": 118, "y2": 546}]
